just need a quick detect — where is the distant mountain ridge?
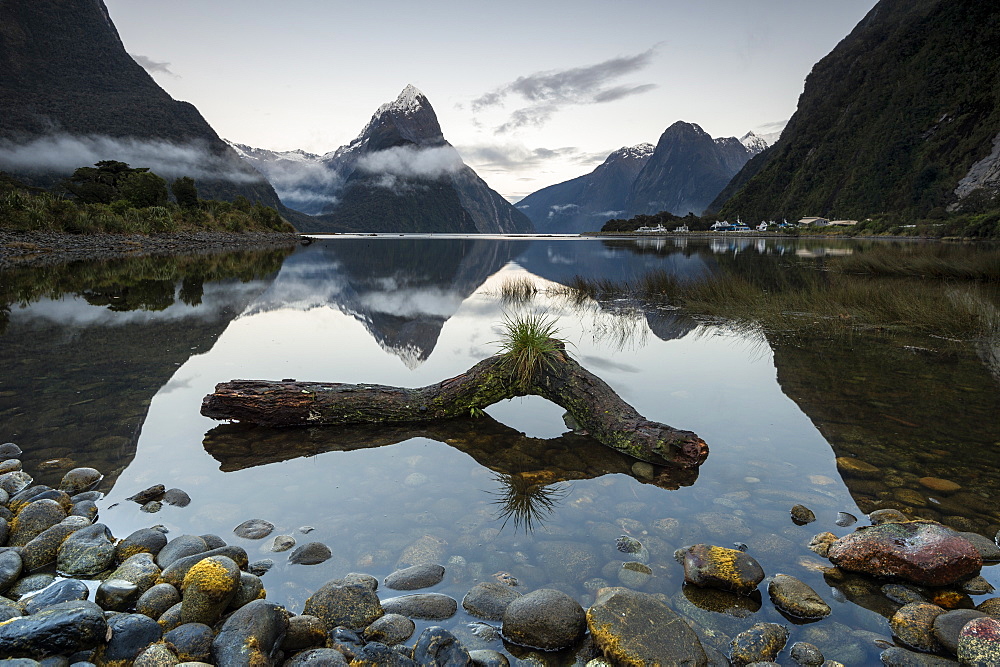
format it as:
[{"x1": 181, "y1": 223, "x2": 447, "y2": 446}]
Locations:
[
  {"x1": 520, "y1": 122, "x2": 771, "y2": 232},
  {"x1": 515, "y1": 143, "x2": 654, "y2": 233},
  {"x1": 0, "y1": 0, "x2": 293, "y2": 214},
  {"x1": 229, "y1": 86, "x2": 533, "y2": 234},
  {"x1": 712, "y1": 0, "x2": 1000, "y2": 219}
]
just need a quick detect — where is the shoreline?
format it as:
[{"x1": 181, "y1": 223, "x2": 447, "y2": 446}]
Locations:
[{"x1": 0, "y1": 230, "x2": 301, "y2": 269}]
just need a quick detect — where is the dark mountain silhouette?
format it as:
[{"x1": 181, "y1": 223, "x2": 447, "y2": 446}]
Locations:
[
  {"x1": 516, "y1": 144, "x2": 654, "y2": 233},
  {"x1": 0, "y1": 0, "x2": 301, "y2": 220},
  {"x1": 712, "y1": 0, "x2": 1000, "y2": 220},
  {"x1": 627, "y1": 121, "x2": 752, "y2": 217}
]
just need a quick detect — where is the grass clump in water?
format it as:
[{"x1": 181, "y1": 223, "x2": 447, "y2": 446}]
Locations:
[
  {"x1": 495, "y1": 312, "x2": 566, "y2": 391},
  {"x1": 497, "y1": 276, "x2": 538, "y2": 304}
]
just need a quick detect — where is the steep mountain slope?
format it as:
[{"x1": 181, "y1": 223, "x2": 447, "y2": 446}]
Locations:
[
  {"x1": 230, "y1": 86, "x2": 533, "y2": 234},
  {"x1": 516, "y1": 144, "x2": 654, "y2": 233},
  {"x1": 0, "y1": 0, "x2": 293, "y2": 214},
  {"x1": 626, "y1": 121, "x2": 752, "y2": 217},
  {"x1": 713, "y1": 0, "x2": 1000, "y2": 220}
]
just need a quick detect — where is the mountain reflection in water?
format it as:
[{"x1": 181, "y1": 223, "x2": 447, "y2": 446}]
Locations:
[{"x1": 1, "y1": 236, "x2": 997, "y2": 665}]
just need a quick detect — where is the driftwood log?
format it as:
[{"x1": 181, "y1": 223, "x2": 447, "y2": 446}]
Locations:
[{"x1": 201, "y1": 342, "x2": 708, "y2": 467}]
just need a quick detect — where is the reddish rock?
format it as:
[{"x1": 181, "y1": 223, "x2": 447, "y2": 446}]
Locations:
[
  {"x1": 958, "y1": 616, "x2": 1000, "y2": 666},
  {"x1": 827, "y1": 520, "x2": 981, "y2": 586}
]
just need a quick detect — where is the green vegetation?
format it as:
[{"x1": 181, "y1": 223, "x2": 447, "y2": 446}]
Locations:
[
  {"x1": 715, "y1": 1, "x2": 1000, "y2": 222},
  {"x1": 495, "y1": 312, "x2": 566, "y2": 391},
  {"x1": 0, "y1": 164, "x2": 294, "y2": 234},
  {"x1": 556, "y1": 254, "x2": 999, "y2": 345}
]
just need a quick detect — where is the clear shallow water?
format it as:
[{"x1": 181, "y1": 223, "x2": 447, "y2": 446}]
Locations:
[{"x1": 1, "y1": 236, "x2": 998, "y2": 664}]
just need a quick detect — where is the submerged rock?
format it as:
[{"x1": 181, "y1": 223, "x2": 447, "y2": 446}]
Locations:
[
  {"x1": 827, "y1": 521, "x2": 982, "y2": 586},
  {"x1": 58, "y1": 467, "x2": 102, "y2": 495},
  {"x1": 729, "y1": 622, "x2": 789, "y2": 665},
  {"x1": 586, "y1": 587, "x2": 706, "y2": 665},
  {"x1": 675, "y1": 543, "x2": 765, "y2": 595},
  {"x1": 289, "y1": 542, "x2": 332, "y2": 565},
  {"x1": 501, "y1": 588, "x2": 586, "y2": 651},
  {"x1": 462, "y1": 581, "x2": 522, "y2": 621},
  {"x1": 381, "y1": 593, "x2": 457, "y2": 620},
  {"x1": 890, "y1": 602, "x2": 947, "y2": 654},
  {"x1": 384, "y1": 563, "x2": 445, "y2": 590},
  {"x1": 233, "y1": 518, "x2": 275, "y2": 540},
  {"x1": 768, "y1": 574, "x2": 831, "y2": 620},
  {"x1": 412, "y1": 626, "x2": 471, "y2": 666},
  {"x1": 364, "y1": 613, "x2": 415, "y2": 646},
  {"x1": 790, "y1": 504, "x2": 816, "y2": 525},
  {"x1": 933, "y1": 608, "x2": 988, "y2": 654}
]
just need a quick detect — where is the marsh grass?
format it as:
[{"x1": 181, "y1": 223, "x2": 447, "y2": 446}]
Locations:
[
  {"x1": 833, "y1": 244, "x2": 1000, "y2": 281},
  {"x1": 496, "y1": 276, "x2": 538, "y2": 304},
  {"x1": 561, "y1": 269, "x2": 1000, "y2": 344},
  {"x1": 495, "y1": 312, "x2": 566, "y2": 390}
]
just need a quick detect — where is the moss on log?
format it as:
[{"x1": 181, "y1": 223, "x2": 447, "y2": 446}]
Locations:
[{"x1": 200, "y1": 341, "x2": 708, "y2": 467}]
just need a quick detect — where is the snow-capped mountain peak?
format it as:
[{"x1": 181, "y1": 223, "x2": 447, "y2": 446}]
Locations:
[{"x1": 739, "y1": 131, "x2": 770, "y2": 156}]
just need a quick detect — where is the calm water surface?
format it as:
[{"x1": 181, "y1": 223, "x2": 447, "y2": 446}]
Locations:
[{"x1": 1, "y1": 236, "x2": 998, "y2": 664}]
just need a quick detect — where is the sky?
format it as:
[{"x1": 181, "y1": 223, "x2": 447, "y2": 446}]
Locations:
[{"x1": 104, "y1": 0, "x2": 879, "y2": 202}]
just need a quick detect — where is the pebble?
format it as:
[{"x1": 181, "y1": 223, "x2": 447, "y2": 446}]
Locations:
[
  {"x1": 383, "y1": 563, "x2": 445, "y2": 591},
  {"x1": 179, "y1": 555, "x2": 241, "y2": 625},
  {"x1": 269, "y1": 535, "x2": 296, "y2": 552},
  {"x1": 211, "y1": 599, "x2": 289, "y2": 665},
  {"x1": 282, "y1": 614, "x2": 328, "y2": 652},
  {"x1": 586, "y1": 588, "x2": 706, "y2": 665},
  {"x1": 364, "y1": 613, "x2": 416, "y2": 645},
  {"x1": 303, "y1": 577, "x2": 385, "y2": 632},
  {"x1": 164, "y1": 622, "x2": 214, "y2": 662},
  {"x1": 381, "y1": 593, "x2": 458, "y2": 620},
  {"x1": 835, "y1": 512, "x2": 858, "y2": 527},
  {"x1": 890, "y1": 602, "x2": 947, "y2": 653},
  {"x1": 502, "y1": 588, "x2": 586, "y2": 651},
  {"x1": 56, "y1": 522, "x2": 116, "y2": 576},
  {"x1": 674, "y1": 543, "x2": 765, "y2": 595},
  {"x1": 232, "y1": 519, "x2": 275, "y2": 540},
  {"x1": 791, "y1": 504, "x2": 816, "y2": 525},
  {"x1": 958, "y1": 616, "x2": 1000, "y2": 666},
  {"x1": 933, "y1": 608, "x2": 988, "y2": 654},
  {"x1": 463, "y1": 582, "x2": 522, "y2": 621},
  {"x1": 57, "y1": 467, "x2": 102, "y2": 495},
  {"x1": 918, "y1": 477, "x2": 962, "y2": 493},
  {"x1": 617, "y1": 561, "x2": 652, "y2": 588},
  {"x1": 767, "y1": 574, "x2": 831, "y2": 619},
  {"x1": 0, "y1": 600, "x2": 107, "y2": 659},
  {"x1": 413, "y1": 626, "x2": 471, "y2": 665},
  {"x1": 789, "y1": 641, "x2": 825, "y2": 665},
  {"x1": 730, "y1": 622, "x2": 789, "y2": 665},
  {"x1": 288, "y1": 542, "x2": 332, "y2": 565}
]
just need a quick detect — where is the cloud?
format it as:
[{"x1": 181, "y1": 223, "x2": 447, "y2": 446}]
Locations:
[
  {"x1": 472, "y1": 48, "x2": 659, "y2": 133},
  {"x1": 240, "y1": 157, "x2": 343, "y2": 213},
  {"x1": 0, "y1": 134, "x2": 261, "y2": 182},
  {"x1": 130, "y1": 53, "x2": 178, "y2": 77},
  {"x1": 457, "y1": 143, "x2": 582, "y2": 171},
  {"x1": 356, "y1": 145, "x2": 464, "y2": 180}
]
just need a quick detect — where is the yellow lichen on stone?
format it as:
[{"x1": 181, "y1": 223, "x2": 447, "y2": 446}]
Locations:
[
  {"x1": 587, "y1": 619, "x2": 643, "y2": 667},
  {"x1": 183, "y1": 558, "x2": 234, "y2": 595}
]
